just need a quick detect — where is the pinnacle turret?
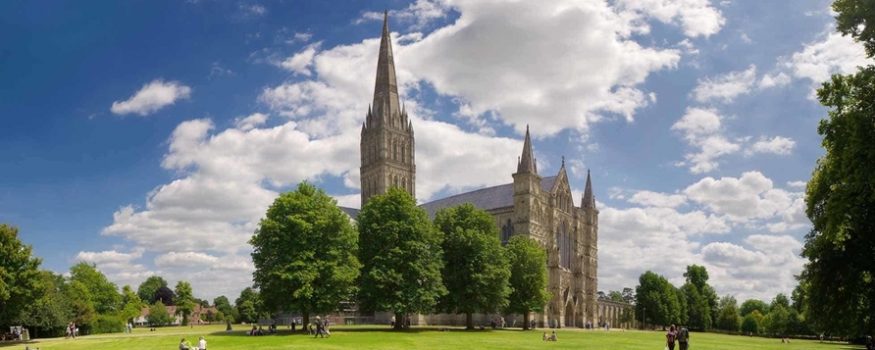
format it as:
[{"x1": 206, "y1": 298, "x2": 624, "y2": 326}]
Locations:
[
  {"x1": 517, "y1": 125, "x2": 537, "y2": 174},
  {"x1": 582, "y1": 169, "x2": 596, "y2": 209}
]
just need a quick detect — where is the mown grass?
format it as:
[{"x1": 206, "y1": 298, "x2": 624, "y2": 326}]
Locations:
[{"x1": 1, "y1": 324, "x2": 863, "y2": 350}]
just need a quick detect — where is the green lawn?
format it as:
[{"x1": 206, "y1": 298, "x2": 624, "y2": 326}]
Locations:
[{"x1": 1, "y1": 325, "x2": 863, "y2": 350}]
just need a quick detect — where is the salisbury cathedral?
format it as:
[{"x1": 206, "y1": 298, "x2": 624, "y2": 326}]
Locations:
[{"x1": 344, "y1": 14, "x2": 628, "y2": 328}]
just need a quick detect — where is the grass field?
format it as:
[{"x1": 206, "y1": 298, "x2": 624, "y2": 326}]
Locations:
[{"x1": 0, "y1": 324, "x2": 863, "y2": 350}]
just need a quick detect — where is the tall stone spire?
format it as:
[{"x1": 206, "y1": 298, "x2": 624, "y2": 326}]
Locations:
[
  {"x1": 517, "y1": 125, "x2": 537, "y2": 174},
  {"x1": 582, "y1": 169, "x2": 596, "y2": 208},
  {"x1": 371, "y1": 10, "x2": 401, "y2": 126}
]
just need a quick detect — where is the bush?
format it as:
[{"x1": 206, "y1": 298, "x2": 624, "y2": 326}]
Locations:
[{"x1": 91, "y1": 314, "x2": 125, "y2": 334}]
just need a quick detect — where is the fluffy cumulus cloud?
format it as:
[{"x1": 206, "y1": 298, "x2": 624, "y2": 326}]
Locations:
[
  {"x1": 747, "y1": 136, "x2": 796, "y2": 156},
  {"x1": 672, "y1": 107, "x2": 740, "y2": 173},
  {"x1": 111, "y1": 79, "x2": 192, "y2": 116},
  {"x1": 788, "y1": 30, "x2": 870, "y2": 85},
  {"x1": 600, "y1": 171, "x2": 810, "y2": 300},
  {"x1": 691, "y1": 65, "x2": 757, "y2": 103},
  {"x1": 615, "y1": 0, "x2": 725, "y2": 38},
  {"x1": 74, "y1": 248, "x2": 153, "y2": 288}
]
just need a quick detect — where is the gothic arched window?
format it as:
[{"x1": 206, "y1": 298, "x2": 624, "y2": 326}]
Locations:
[{"x1": 558, "y1": 221, "x2": 571, "y2": 269}]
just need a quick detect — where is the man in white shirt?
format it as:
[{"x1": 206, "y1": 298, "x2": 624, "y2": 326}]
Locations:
[{"x1": 198, "y1": 336, "x2": 207, "y2": 350}]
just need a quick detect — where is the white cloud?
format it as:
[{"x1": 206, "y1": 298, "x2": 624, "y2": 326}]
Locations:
[
  {"x1": 758, "y1": 72, "x2": 791, "y2": 89},
  {"x1": 672, "y1": 107, "x2": 740, "y2": 173},
  {"x1": 683, "y1": 171, "x2": 794, "y2": 222},
  {"x1": 786, "y1": 180, "x2": 807, "y2": 189},
  {"x1": 628, "y1": 190, "x2": 687, "y2": 208},
  {"x1": 154, "y1": 251, "x2": 220, "y2": 268},
  {"x1": 234, "y1": 113, "x2": 268, "y2": 131},
  {"x1": 357, "y1": 0, "x2": 448, "y2": 29},
  {"x1": 700, "y1": 235, "x2": 805, "y2": 297},
  {"x1": 279, "y1": 43, "x2": 320, "y2": 76},
  {"x1": 691, "y1": 65, "x2": 757, "y2": 103},
  {"x1": 747, "y1": 136, "x2": 796, "y2": 156},
  {"x1": 111, "y1": 80, "x2": 192, "y2": 116},
  {"x1": 615, "y1": 0, "x2": 725, "y2": 38},
  {"x1": 240, "y1": 3, "x2": 267, "y2": 17},
  {"x1": 74, "y1": 248, "x2": 153, "y2": 288},
  {"x1": 788, "y1": 30, "x2": 870, "y2": 85}
]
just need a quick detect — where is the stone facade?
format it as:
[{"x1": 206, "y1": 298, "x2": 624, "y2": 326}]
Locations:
[{"x1": 351, "y1": 13, "x2": 602, "y2": 328}]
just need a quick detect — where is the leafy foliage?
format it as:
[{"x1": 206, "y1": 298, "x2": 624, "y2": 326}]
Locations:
[
  {"x1": 740, "y1": 299, "x2": 769, "y2": 317},
  {"x1": 250, "y1": 182, "x2": 361, "y2": 328},
  {"x1": 235, "y1": 287, "x2": 262, "y2": 324},
  {"x1": 716, "y1": 295, "x2": 741, "y2": 332},
  {"x1": 213, "y1": 296, "x2": 237, "y2": 323},
  {"x1": 434, "y1": 204, "x2": 510, "y2": 329},
  {"x1": 357, "y1": 188, "x2": 446, "y2": 329},
  {"x1": 833, "y1": 0, "x2": 875, "y2": 57},
  {"x1": 69, "y1": 262, "x2": 121, "y2": 314},
  {"x1": 147, "y1": 301, "x2": 172, "y2": 326},
  {"x1": 137, "y1": 276, "x2": 168, "y2": 304},
  {"x1": 174, "y1": 281, "x2": 195, "y2": 325},
  {"x1": 635, "y1": 271, "x2": 683, "y2": 327},
  {"x1": 0, "y1": 224, "x2": 43, "y2": 327},
  {"x1": 504, "y1": 235, "x2": 550, "y2": 330}
]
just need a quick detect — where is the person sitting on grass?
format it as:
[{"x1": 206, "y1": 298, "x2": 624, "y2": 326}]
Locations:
[
  {"x1": 178, "y1": 338, "x2": 190, "y2": 350},
  {"x1": 549, "y1": 330, "x2": 558, "y2": 341},
  {"x1": 197, "y1": 336, "x2": 207, "y2": 350},
  {"x1": 542, "y1": 332, "x2": 548, "y2": 341}
]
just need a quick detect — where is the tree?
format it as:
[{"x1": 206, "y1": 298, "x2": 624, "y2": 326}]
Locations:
[
  {"x1": 802, "y1": 3, "x2": 875, "y2": 334},
  {"x1": 608, "y1": 291, "x2": 624, "y2": 303},
  {"x1": 63, "y1": 280, "x2": 96, "y2": 329},
  {"x1": 741, "y1": 311, "x2": 761, "y2": 335},
  {"x1": 235, "y1": 287, "x2": 261, "y2": 324},
  {"x1": 213, "y1": 296, "x2": 236, "y2": 323},
  {"x1": 621, "y1": 287, "x2": 636, "y2": 304},
  {"x1": 635, "y1": 271, "x2": 680, "y2": 328},
  {"x1": 153, "y1": 286, "x2": 175, "y2": 306},
  {"x1": 21, "y1": 271, "x2": 72, "y2": 338},
  {"x1": 69, "y1": 262, "x2": 121, "y2": 314},
  {"x1": 715, "y1": 295, "x2": 741, "y2": 332},
  {"x1": 763, "y1": 304, "x2": 790, "y2": 336},
  {"x1": 504, "y1": 235, "x2": 550, "y2": 330},
  {"x1": 0, "y1": 224, "x2": 43, "y2": 327},
  {"x1": 357, "y1": 188, "x2": 446, "y2": 330},
  {"x1": 174, "y1": 281, "x2": 195, "y2": 326},
  {"x1": 434, "y1": 204, "x2": 510, "y2": 330},
  {"x1": 770, "y1": 294, "x2": 790, "y2": 310},
  {"x1": 739, "y1": 299, "x2": 769, "y2": 317},
  {"x1": 137, "y1": 276, "x2": 167, "y2": 304},
  {"x1": 250, "y1": 182, "x2": 361, "y2": 330},
  {"x1": 119, "y1": 285, "x2": 144, "y2": 324},
  {"x1": 147, "y1": 301, "x2": 172, "y2": 327},
  {"x1": 681, "y1": 265, "x2": 717, "y2": 330}
]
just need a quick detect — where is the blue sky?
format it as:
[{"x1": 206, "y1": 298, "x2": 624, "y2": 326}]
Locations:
[{"x1": 1, "y1": 0, "x2": 870, "y2": 301}]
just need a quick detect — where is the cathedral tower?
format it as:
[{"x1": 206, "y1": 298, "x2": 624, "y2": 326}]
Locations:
[{"x1": 360, "y1": 12, "x2": 415, "y2": 206}]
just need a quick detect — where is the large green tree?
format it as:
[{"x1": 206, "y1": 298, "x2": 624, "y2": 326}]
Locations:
[
  {"x1": 69, "y1": 262, "x2": 121, "y2": 314},
  {"x1": 635, "y1": 271, "x2": 681, "y2": 328},
  {"x1": 235, "y1": 287, "x2": 262, "y2": 324},
  {"x1": 357, "y1": 188, "x2": 446, "y2": 330},
  {"x1": 715, "y1": 295, "x2": 741, "y2": 332},
  {"x1": 137, "y1": 276, "x2": 168, "y2": 304},
  {"x1": 800, "y1": 0, "x2": 875, "y2": 336},
  {"x1": 435, "y1": 204, "x2": 510, "y2": 330},
  {"x1": 173, "y1": 281, "x2": 195, "y2": 326},
  {"x1": 681, "y1": 265, "x2": 717, "y2": 330},
  {"x1": 147, "y1": 301, "x2": 172, "y2": 326},
  {"x1": 119, "y1": 285, "x2": 143, "y2": 324},
  {"x1": 0, "y1": 224, "x2": 43, "y2": 327},
  {"x1": 21, "y1": 271, "x2": 72, "y2": 338},
  {"x1": 739, "y1": 299, "x2": 769, "y2": 317},
  {"x1": 504, "y1": 235, "x2": 550, "y2": 330},
  {"x1": 63, "y1": 280, "x2": 96, "y2": 329},
  {"x1": 250, "y1": 182, "x2": 361, "y2": 330},
  {"x1": 213, "y1": 295, "x2": 237, "y2": 322}
]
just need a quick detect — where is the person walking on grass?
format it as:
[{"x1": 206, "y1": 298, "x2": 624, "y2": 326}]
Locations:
[
  {"x1": 666, "y1": 325, "x2": 677, "y2": 350},
  {"x1": 677, "y1": 325, "x2": 690, "y2": 350}
]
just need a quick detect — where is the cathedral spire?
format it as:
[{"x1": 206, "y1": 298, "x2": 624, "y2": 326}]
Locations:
[
  {"x1": 582, "y1": 169, "x2": 596, "y2": 209},
  {"x1": 372, "y1": 10, "x2": 401, "y2": 125},
  {"x1": 517, "y1": 125, "x2": 537, "y2": 174}
]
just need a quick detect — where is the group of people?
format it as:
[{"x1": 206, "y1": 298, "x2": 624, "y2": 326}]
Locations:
[
  {"x1": 64, "y1": 322, "x2": 78, "y2": 339},
  {"x1": 665, "y1": 324, "x2": 691, "y2": 350},
  {"x1": 310, "y1": 316, "x2": 330, "y2": 338},
  {"x1": 542, "y1": 330, "x2": 558, "y2": 341},
  {"x1": 177, "y1": 336, "x2": 206, "y2": 350}
]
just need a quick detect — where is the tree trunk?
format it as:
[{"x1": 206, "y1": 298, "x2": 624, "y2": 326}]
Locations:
[
  {"x1": 523, "y1": 311, "x2": 530, "y2": 330},
  {"x1": 302, "y1": 311, "x2": 310, "y2": 333},
  {"x1": 394, "y1": 312, "x2": 404, "y2": 330},
  {"x1": 466, "y1": 312, "x2": 474, "y2": 330}
]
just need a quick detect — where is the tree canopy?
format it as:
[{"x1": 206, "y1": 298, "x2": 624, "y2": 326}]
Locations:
[
  {"x1": 357, "y1": 188, "x2": 446, "y2": 330},
  {"x1": 635, "y1": 271, "x2": 682, "y2": 328},
  {"x1": 137, "y1": 276, "x2": 168, "y2": 304},
  {"x1": 504, "y1": 235, "x2": 550, "y2": 330},
  {"x1": 69, "y1": 262, "x2": 121, "y2": 314},
  {"x1": 250, "y1": 182, "x2": 360, "y2": 329},
  {"x1": 0, "y1": 224, "x2": 42, "y2": 327},
  {"x1": 434, "y1": 204, "x2": 510, "y2": 330},
  {"x1": 174, "y1": 281, "x2": 195, "y2": 325}
]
